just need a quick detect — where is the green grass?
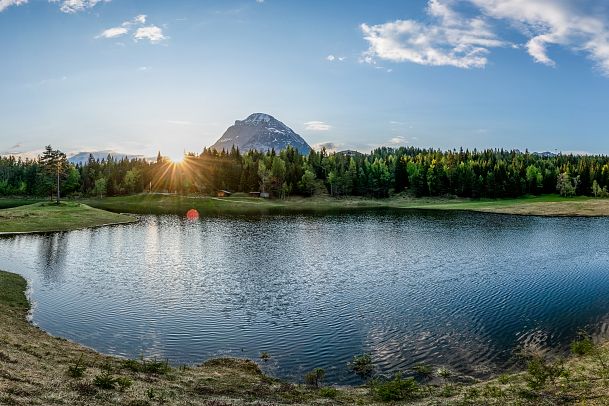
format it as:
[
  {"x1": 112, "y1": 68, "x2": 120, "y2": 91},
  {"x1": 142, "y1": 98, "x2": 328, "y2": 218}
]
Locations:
[
  {"x1": 82, "y1": 193, "x2": 609, "y2": 217},
  {"x1": 0, "y1": 201, "x2": 136, "y2": 233},
  {"x1": 0, "y1": 271, "x2": 28, "y2": 310},
  {"x1": 0, "y1": 198, "x2": 43, "y2": 210}
]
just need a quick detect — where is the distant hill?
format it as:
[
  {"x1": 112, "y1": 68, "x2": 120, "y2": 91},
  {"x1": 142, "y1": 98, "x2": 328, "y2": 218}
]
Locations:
[
  {"x1": 68, "y1": 151, "x2": 144, "y2": 165},
  {"x1": 210, "y1": 113, "x2": 312, "y2": 155},
  {"x1": 533, "y1": 151, "x2": 558, "y2": 158},
  {"x1": 337, "y1": 150, "x2": 364, "y2": 157}
]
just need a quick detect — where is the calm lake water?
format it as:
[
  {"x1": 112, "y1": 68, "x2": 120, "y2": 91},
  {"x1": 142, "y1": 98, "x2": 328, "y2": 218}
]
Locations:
[{"x1": 2, "y1": 210, "x2": 609, "y2": 383}]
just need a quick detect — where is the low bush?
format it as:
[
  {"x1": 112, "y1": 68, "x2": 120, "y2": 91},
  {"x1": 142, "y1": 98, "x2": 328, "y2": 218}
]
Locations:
[
  {"x1": 571, "y1": 336, "x2": 595, "y2": 356},
  {"x1": 304, "y1": 368, "x2": 325, "y2": 388},
  {"x1": 349, "y1": 354, "x2": 374, "y2": 378},
  {"x1": 93, "y1": 371, "x2": 117, "y2": 390},
  {"x1": 525, "y1": 356, "x2": 567, "y2": 390},
  {"x1": 411, "y1": 363, "x2": 433, "y2": 382},
  {"x1": 67, "y1": 355, "x2": 86, "y2": 378},
  {"x1": 319, "y1": 386, "x2": 338, "y2": 398},
  {"x1": 370, "y1": 372, "x2": 420, "y2": 401},
  {"x1": 122, "y1": 357, "x2": 171, "y2": 375}
]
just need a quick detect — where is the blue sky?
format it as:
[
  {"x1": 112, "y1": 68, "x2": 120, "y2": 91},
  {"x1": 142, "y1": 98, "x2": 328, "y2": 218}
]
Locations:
[{"x1": 2, "y1": 0, "x2": 609, "y2": 158}]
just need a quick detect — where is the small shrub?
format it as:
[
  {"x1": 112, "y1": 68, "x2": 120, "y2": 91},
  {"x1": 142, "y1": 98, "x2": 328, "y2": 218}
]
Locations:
[
  {"x1": 482, "y1": 384, "x2": 504, "y2": 398},
  {"x1": 72, "y1": 381, "x2": 98, "y2": 396},
  {"x1": 525, "y1": 356, "x2": 566, "y2": 390},
  {"x1": 122, "y1": 357, "x2": 171, "y2": 375},
  {"x1": 436, "y1": 367, "x2": 452, "y2": 381},
  {"x1": 67, "y1": 355, "x2": 87, "y2": 378},
  {"x1": 146, "y1": 388, "x2": 156, "y2": 400},
  {"x1": 371, "y1": 372, "x2": 419, "y2": 401},
  {"x1": 146, "y1": 388, "x2": 170, "y2": 403},
  {"x1": 570, "y1": 336, "x2": 594, "y2": 356},
  {"x1": 464, "y1": 387, "x2": 480, "y2": 399},
  {"x1": 439, "y1": 384, "x2": 457, "y2": 398},
  {"x1": 93, "y1": 371, "x2": 117, "y2": 390},
  {"x1": 142, "y1": 358, "x2": 171, "y2": 375},
  {"x1": 349, "y1": 354, "x2": 374, "y2": 378},
  {"x1": 304, "y1": 368, "x2": 325, "y2": 388},
  {"x1": 497, "y1": 373, "x2": 512, "y2": 384},
  {"x1": 0, "y1": 396, "x2": 17, "y2": 406},
  {"x1": 319, "y1": 386, "x2": 338, "y2": 398},
  {"x1": 122, "y1": 359, "x2": 142, "y2": 372},
  {"x1": 412, "y1": 363, "x2": 433, "y2": 382},
  {"x1": 115, "y1": 376, "x2": 133, "y2": 391}
]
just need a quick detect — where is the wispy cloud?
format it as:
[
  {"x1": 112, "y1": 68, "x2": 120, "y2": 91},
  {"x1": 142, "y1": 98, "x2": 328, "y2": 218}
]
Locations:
[
  {"x1": 50, "y1": 0, "x2": 109, "y2": 14},
  {"x1": 2, "y1": 0, "x2": 110, "y2": 13},
  {"x1": 388, "y1": 136, "x2": 408, "y2": 146},
  {"x1": 304, "y1": 121, "x2": 332, "y2": 131},
  {"x1": 361, "y1": 0, "x2": 504, "y2": 69},
  {"x1": 128, "y1": 14, "x2": 146, "y2": 25},
  {"x1": 0, "y1": 0, "x2": 27, "y2": 12},
  {"x1": 361, "y1": 0, "x2": 609, "y2": 75},
  {"x1": 97, "y1": 27, "x2": 128, "y2": 39}
]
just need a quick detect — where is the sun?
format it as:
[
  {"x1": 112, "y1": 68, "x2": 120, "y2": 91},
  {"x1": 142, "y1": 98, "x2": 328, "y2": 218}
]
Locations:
[{"x1": 168, "y1": 154, "x2": 185, "y2": 164}]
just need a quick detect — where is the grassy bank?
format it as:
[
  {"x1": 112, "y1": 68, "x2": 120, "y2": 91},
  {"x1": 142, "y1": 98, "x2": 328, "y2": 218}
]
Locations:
[
  {"x1": 3, "y1": 270, "x2": 609, "y2": 405},
  {"x1": 79, "y1": 193, "x2": 609, "y2": 217},
  {"x1": 0, "y1": 198, "x2": 42, "y2": 210},
  {"x1": 0, "y1": 202, "x2": 136, "y2": 234}
]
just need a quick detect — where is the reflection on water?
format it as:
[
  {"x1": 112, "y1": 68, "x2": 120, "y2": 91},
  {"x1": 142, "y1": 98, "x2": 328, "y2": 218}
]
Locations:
[{"x1": 1, "y1": 210, "x2": 609, "y2": 383}]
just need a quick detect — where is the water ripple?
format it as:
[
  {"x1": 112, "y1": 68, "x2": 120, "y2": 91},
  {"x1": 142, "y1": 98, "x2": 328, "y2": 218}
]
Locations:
[{"x1": 1, "y1": 210, "x2": 609, "y2": 383}]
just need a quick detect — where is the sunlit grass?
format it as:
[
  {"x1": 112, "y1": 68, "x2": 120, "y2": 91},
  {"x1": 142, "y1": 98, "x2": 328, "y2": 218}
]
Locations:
[{"x1": 0, "y1": 202, "x2": 136, "y2": 233}]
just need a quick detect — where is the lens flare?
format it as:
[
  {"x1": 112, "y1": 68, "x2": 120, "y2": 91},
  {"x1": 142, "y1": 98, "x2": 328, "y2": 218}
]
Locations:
[{"x1": 186, "y1": 209, "x2": 200, "y2": 220}]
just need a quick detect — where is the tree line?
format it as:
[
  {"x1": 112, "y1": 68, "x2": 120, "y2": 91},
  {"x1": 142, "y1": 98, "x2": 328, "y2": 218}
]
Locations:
[{"x1": 1, "y1": 145, "x2": 609, "y2": 199}]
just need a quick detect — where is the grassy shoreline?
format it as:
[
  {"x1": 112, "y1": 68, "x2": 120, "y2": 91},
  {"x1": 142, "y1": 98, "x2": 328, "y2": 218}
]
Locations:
[
  {"x1": 80, "y1": 193, "x2": 609, "y2": 217},
  {"x1": 2, "y1": 194, "x2": 609, "y2": 218},
  {"x1": 0, "y1": 202, "x2": 136, "y2": 234},
  {"x1": 3, "y1": 269, "x2": 609, "y2": 404}
]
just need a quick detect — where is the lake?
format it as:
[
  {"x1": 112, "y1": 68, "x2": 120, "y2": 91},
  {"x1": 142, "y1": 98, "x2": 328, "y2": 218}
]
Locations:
[{"x1": 2, "y1": 210, "x2": 609, "y2": 384}]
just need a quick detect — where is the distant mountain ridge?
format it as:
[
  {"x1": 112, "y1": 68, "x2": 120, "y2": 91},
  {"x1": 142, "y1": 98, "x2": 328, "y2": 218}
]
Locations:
[
  {"x1": 210, "y1": 113, "x2": 312, "y2": 155},
  {"x1": 68, "y1": 151, "x2": 144, "y2": 165}
]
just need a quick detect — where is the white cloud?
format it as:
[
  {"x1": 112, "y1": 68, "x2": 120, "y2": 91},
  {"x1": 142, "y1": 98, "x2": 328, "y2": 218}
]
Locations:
[
  {"x1": 256, "y1": 0, "x2": 264, "y2": 3},
  {"x1": 326, "y1": 54, "x2": 346, "y2": 62},
  {"x1": 0, "y1": 0, "x2": 27, "y2": 12},
  {"x1": 304, "y1": 121, "x2": 332, "y2": 131},
  {"x1": 97, "y1": 26, "x2": 128, "y2": 39},
  {"x1": 361, "y1": 0, "x2": 609, "y2": 75},
  {"x1": 98, "y1": 15, "x2": 167, "y2": 44},
  {"x1": 134, "y1": 26, "x2": 167, "y2": 43},
  {"x1": 50, "y1": 0, "x2": 109, "y2": 13}
]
